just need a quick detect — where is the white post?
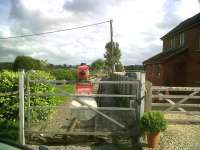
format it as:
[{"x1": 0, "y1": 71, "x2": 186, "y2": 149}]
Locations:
[
  {"x1": 140, "y1": 72, "x2": 145, "y2": 117},
  {"x1": 19, "y1": 69, "x2": 25, "y2": 145}
]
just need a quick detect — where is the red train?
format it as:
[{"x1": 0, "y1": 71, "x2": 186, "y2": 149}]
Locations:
[{"x1": 75, "y1": 63, "x2": 93, "y2": 95}]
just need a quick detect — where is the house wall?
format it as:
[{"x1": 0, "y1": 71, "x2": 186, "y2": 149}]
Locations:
[
  {"x1": 145, "y1": 51, "x2": 188, "y2": 86},
  {"x1": 145, "y1": 64, "x2": 164, "y2": 86},
  {"x1": 162, "y1": 51, "x2": 188, "y2": 86},
  {"x1": 145, "y1": 25, "x2": 200, "y2": 87},
  {"x1": 163, "y1": 25, "x2": 200, "y2": 51},
  {"x1": 187, "y1": 51, "x2": 200, "y2": 86},
  {"x1": 186, "y1": 25, "x2": 200, "y2": 50},
  {"x1": 185, "y1": 25, "x2": 200, "y2": 86}
]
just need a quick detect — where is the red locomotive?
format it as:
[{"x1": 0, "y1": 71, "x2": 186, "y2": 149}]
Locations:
[{"x1": 75, "y1": 63, "x2": 93, "y2": 95}]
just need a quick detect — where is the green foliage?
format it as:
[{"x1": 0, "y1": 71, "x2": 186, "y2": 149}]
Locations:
[
  {"x1": 0, "y1": 70, "x2": 58, "y2": 122},
  {"x1": 0, "y1": 71, "x2": 19, "y2": 120},
  {"x1": 0, "y1": 120, "x2": 18, "y2": 141},
  {"x1": 140, "y1": 111, "x2": 167, "y2": 133},
  {"x1": 124, "y1": 65, "x2": 144, "y2": 72},
  {"x1": 115, "y1": 62, "x2": 124, "y2": 72},
  {"x1": 0, "y1": 62, "x2": 13, "y2": 70},
  {"x1": 104, "y1": 41, "x2": 122, "y2": 73},
  {"x1": 13, "y1": 56, "x2": 45, "y2": 71},
  {"x1": 28, "y1": 71, "x2": 59, "y2": 121},
  {"x1": 0, "y1": 70, "x2": 75, "y2": 141},
  {"x1": 50, "y1": 69, "x2": 76, "y2": 80},
  {"x1": 47, "y1": 64, "x2": 75, "y2": 70},
  {"x1": 91, "y1": 59, "x2": 105, "y2": 71}
]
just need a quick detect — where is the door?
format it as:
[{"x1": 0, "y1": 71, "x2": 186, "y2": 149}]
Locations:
[{"x1": 173, "y1": 62, "x2": 186, "y2": 86}]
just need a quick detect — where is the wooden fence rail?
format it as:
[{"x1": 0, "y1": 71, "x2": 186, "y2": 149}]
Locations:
[
  {"x1": 145, "y1": 80, "x2": 200, "y2": 124},
  {"x1": 0, "y1": 91, "x2": 19, "y2": 96}
]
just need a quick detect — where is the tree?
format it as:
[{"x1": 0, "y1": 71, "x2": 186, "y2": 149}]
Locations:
[
  {"x1": 13, "y1": 56, "x2": 45, "y2": 71},
  {"x1": 104, "y1": 41, "x2": 121, "y2": 73},
  {"x1": 91, "y1": 59, "x2": 105, "y2": 71},
  {"x1": 115, "y1": 62, "x2": 124, "y2": 72}
]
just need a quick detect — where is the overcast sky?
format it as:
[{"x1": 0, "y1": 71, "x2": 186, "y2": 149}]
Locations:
[{"x1": 0, "y1": 0, "x2": 199, "y2": 65}]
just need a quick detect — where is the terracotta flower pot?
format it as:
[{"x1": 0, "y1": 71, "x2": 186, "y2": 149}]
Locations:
[{"x1": 147, "y1": 132, "x2": 160, "y2": 148}]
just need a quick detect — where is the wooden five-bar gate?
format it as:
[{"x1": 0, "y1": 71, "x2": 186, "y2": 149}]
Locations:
[
  {"x1": 145, "y1": 81, "x2": 200, "y2": 124},
  {"x1": 18, "y1": 70, "x2": 144, "y2": 145}
]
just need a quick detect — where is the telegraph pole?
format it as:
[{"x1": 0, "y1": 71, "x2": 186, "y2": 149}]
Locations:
[{"x1": 110, "y1": 19, "x2": 115, "y2": 73}]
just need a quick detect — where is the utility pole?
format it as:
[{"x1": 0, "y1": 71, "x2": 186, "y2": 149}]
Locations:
[{"x1": 110, "y1": 19, "x2": 115, "y2": 73}]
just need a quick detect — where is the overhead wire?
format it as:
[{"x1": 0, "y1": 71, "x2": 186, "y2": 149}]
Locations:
[{"x1": 0, "y1": 20, "x2": 110, "y2": 40}]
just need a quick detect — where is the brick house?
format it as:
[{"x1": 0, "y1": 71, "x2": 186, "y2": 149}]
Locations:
[{"x1": 143, "y1": 12, "x2": 200, "y2": 86}]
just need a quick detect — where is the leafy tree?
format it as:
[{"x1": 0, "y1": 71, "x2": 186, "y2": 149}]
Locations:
[
  {"x1": 91, "y1": 59, "x2": 105, "y2": 71},
  {"x1": 115, "y1": 62, "x2": 124, "y2": 72},
  {"x1": 13, "y1": 56, "x2": 45, "y2": 71},
  {"x1": 104, "y1": 41, "x2": 122, "y2": 73}
]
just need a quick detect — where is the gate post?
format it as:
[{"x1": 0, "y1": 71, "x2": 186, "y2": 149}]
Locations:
[
  {"x1": 19, "y1": 69, "x2": 25, "y2": 145},
  {"x1": 140, "y1": 72, "x2": 145, "y2": 117},
  {"x1": 145, "y1": 81, "x2": 152, "y2": 112},
  {"x1": 26, "y1": 72, "x2": 31, "y2": 129}
]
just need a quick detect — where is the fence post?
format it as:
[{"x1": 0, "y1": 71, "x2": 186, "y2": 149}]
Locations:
[
  {"x1": 145, "y1": 81, "x2": 152, "y2": 112},
  {"x1": 19, "y1": 69, "x2": 25, "y2": 145},
  {"x1": 27, "y1": 72, "x2": 31, "y2": 129},
  {"x1": 140, "y1": 72, "x2": 145, "y2": 117}
]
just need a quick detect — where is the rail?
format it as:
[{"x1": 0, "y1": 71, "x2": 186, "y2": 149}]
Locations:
[{"x1": 145, "y1": 80, "x2": 200, "y2": 124}]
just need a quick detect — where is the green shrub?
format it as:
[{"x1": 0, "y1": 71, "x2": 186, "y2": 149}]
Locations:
[
  {"x1": 0, "y1": 71, "x2": 19, "y2": 120},
  {"x1": 28, "y1": 71, "x2": 57, "y2": 122},
  {"x1": 140, "y1": 111, "x2": 167, "y2": 133},
  {"x1": 0, "y1": 120, "x2": 19, "y2": 141},
  {"x1": 0, "y1": 70, "x2": 60, "y2": 122},
  {"x1": 0, "y1": 70, "x2": 72, "y2": 141},
  {"x1": 51, "y1": 69, "x2": 76, "y2": 80}
]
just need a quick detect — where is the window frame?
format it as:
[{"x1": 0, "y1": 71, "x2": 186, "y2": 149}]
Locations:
[
  {"x1": 171, "y1": 36, "x2": 176, "y2": 49},
  {"x1": 180, "y1": 32, "x2": 185, "y2": 47}
]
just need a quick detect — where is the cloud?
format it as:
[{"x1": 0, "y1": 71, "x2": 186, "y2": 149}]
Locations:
[
  {"x1": 63, "y1": 0, "x2": 102, "y2": 14},
  {"x1": 0, "y1": 0, "x2": 199, "y2": 65},
  {"x1": 122, "y1": 44, "x2": 161, "y2": 65},
  {"x1": 63, "y1": 0, "x2": 126, "y2": 14},
  {"x1": 9, "y1": 0, "x2": 72, "y2": 35},
  {"x1": 157, "y1": 0, "x2": 182, "y2": 30},
  {"x1": 0, "y1": 44, "x2": 31, "y2": 62},
  {"x1": 157, "y1": 0, "x2": 200, "y2": 30},
  {"x1": 9, "y1": 0, "x2": 47, "y2": 34}
]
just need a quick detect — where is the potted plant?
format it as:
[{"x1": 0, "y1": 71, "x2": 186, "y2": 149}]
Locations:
[{"x1": 140, "y1": 111, "x2": 167, "y2": 148}]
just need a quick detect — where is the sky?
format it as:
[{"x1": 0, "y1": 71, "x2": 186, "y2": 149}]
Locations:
[{"x1": 0, "y1": 0, "x2": 199, "y2": 65}]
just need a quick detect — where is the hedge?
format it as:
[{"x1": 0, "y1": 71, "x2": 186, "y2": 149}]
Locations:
[
  {"x1": 50, "y1": 69, "x2": 76, "y2": 80},
  {"x1": 0, "y1": 70, "x2": 61, "y2": 122}
]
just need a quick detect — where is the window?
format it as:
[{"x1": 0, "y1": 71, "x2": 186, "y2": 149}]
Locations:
[
  {"x1": 171, "y1": 36, "x2": 176, "y2": 48},
  {"x1": 180, "y1": 32, "x2": 185, "y2": 46}
]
